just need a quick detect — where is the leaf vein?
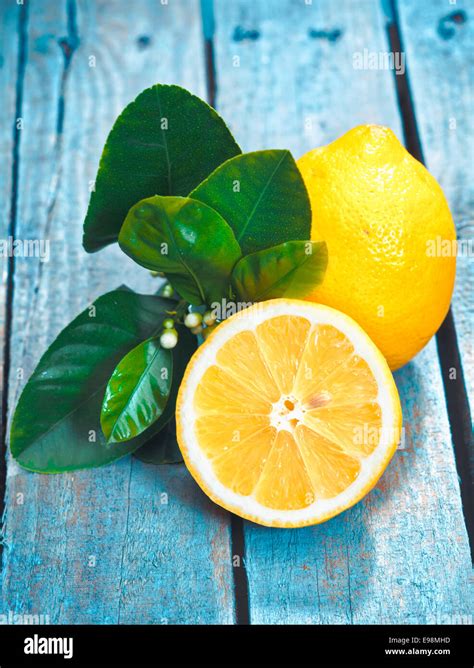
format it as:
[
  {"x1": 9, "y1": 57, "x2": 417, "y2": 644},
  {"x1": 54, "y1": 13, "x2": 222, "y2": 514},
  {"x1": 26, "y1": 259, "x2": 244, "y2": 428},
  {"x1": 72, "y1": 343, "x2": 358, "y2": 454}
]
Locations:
[{"x1": 236, "y1": 151, "x2": 288, "y2": 243}]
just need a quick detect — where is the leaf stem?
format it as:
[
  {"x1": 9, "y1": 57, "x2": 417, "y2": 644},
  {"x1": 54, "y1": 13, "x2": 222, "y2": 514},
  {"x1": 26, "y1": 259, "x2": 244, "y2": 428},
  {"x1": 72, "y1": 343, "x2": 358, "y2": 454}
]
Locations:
[{"x1": 166, "y1": 299, "x2": 190, "y2": 325}]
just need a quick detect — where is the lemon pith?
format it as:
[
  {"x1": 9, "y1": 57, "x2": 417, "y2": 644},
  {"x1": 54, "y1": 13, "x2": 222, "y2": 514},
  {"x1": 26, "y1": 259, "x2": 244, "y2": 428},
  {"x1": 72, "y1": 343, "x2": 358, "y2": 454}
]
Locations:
[
  {"x1": 297, "y1": 124, "x2": 456, "y2": 370},
  {"x1": 176, "y1": 299, "x2": 402, "y2": 528}
]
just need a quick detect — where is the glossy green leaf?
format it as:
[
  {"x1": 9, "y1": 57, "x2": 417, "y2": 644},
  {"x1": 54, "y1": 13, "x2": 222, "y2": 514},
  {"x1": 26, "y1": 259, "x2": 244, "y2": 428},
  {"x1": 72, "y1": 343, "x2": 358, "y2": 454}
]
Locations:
[
  {"x1": 10, "y1": 289, "x2": 180, "y2": 472},
  {"x1": 83, "y1": 84, "x2": 241, "y2": 252},
  {"x1": 119, "y1": 195, "x2": 242, "y2": 305},
  {"x1": 101, "y1": 338, "x2": 172, "y2": 444},
  {"x1": 133, "y1": 324, "x2": 196, "y2": 463},
  {"x1": 135, "y1": 323, "x2": 196, "y2": 447},
  {"x1": 232, "y1": 240, "x2": 328, "y2": 301},
  {"x1": 134, "y1": 419, "x2": 182, "y2": 465},
  {"x1": 190, "y1": 150, "x2": 311, "y2": 254}
]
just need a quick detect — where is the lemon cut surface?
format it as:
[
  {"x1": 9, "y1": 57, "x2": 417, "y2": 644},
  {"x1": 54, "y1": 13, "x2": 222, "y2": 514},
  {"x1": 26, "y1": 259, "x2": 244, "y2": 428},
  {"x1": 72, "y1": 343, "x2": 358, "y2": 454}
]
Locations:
[{"x1": 177, "y1": 299, "x2": 402, "y2": 527}]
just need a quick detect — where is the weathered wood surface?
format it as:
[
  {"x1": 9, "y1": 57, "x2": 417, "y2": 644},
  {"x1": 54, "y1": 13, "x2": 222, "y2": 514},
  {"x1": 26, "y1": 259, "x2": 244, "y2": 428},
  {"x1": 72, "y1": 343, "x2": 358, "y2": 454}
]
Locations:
[
  {"x1": 397, "y1": 0, "x2": 473, "y2": 415},
  {"x1": 0, "y1": 0, "x2": 20, "y2": 428},
  {"x1": 212, "y1": 0, "x2": 473, "y2": 623},
  {"x1": 1, "y1": 0, "x2": 235, "y2": 624},
  {"x1": 1, "y1": 0, "x2": 472, "y2": 626}
]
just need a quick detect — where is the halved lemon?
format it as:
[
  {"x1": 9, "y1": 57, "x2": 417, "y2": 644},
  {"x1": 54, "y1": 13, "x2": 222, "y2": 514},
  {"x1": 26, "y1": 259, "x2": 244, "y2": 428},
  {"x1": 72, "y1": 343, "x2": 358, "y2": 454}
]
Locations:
[{"x1": 176, "y1": 299, "x2": 402, "y2": 528}]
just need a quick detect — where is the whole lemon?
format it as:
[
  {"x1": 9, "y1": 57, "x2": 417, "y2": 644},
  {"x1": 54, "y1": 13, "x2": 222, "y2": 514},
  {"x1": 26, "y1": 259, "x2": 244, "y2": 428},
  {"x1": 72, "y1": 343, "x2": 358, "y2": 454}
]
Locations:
[{"x1": 297, "y1": 125, "x2": 456, "y2": 370}]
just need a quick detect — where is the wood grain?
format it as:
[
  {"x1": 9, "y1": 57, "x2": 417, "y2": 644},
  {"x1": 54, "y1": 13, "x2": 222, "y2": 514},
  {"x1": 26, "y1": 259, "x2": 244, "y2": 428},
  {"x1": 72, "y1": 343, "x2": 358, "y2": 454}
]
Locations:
[
  {"x1": 2, "y1": 0, "x2": 472, "y2": 626},
  {"x1": 397, "y1": 0, "x2": 473, "y2": 415},
  {"x1": 212, "y1": 0, "x2": 473, "y2": 623},
  {"x1": 0, "y1": 0, "x2": 21, "y2": 432},
  {"x1": 1, "y1": 0, "x2": 235, "y2": 624}
]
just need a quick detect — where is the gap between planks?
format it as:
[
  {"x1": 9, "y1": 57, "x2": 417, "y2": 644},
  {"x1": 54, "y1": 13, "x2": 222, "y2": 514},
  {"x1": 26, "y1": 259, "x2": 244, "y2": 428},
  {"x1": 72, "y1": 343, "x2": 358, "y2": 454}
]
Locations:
[
  {"x1": 200, "y1": 0, "x2": 251, "y2": 624},
  {"x1": 388, "y1": 0, "x2": 473, "y2": 559}
]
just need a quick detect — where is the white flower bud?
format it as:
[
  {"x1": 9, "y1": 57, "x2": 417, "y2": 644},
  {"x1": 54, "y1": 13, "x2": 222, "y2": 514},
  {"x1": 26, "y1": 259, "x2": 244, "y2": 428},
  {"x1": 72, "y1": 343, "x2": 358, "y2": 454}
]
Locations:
[
  {"x1": 203, "y1": 311, "x2": 216, "y2": 326},
  {"x1": 184, "y1": 312, "x2": 203, "y2": 328},
  {"x1": 160, "y1": 329, "x2": 178, "y2": 349}
]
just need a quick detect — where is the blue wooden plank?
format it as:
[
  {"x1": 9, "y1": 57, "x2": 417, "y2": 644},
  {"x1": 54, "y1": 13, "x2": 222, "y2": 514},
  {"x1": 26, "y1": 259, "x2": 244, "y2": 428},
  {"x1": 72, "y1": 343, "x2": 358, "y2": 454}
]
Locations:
[
  {"x1": 397, "y1": 0, "x2": 474, "y2": 418},
  {"x1": 1, "y1": 0, "x2": 235, "y2": 623},
  {"x1": 0, "y1": 0, "x2": 21, "y2": 414},
  {"x1": 213, "y1": 0, "x2": 403, "y2": 155},
  {"x1": 115, "y1": 460, "x2": 233, "y2": 624},
  {"x1": 212, "y1": 0, "x2": 473, "y2": 623}
]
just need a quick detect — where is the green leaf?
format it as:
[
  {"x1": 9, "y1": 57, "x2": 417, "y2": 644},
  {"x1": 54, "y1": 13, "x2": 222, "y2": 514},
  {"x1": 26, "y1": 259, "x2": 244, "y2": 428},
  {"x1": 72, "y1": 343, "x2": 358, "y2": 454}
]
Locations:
[
  {"x1": 101, "y1": 338, "x2": 172, "y2": 444},
  {"x1": 10, "y1": 289, "x2": 180, "y2": 472},
  {"x1": 190, "y1": 150, "x2": 311, "y2": 255},
  {"x1": 134, "y1": 419, "x2": 182, "y2": 464},
  {"x1": 133, "y1": 324, "x2": 196, "y2": 463},
  {"x1": 119, "y1": 195, "x2": 242, "y2": 306},
  {"x1": 137, "y1": 323, "x2": 196, "y2": 440},
  {"x1": 83, "y1": 84, "x2": 241, "y2": 252},
  {"x1": 232, "y1": 240, "x2": 328, "y2": 302}
]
